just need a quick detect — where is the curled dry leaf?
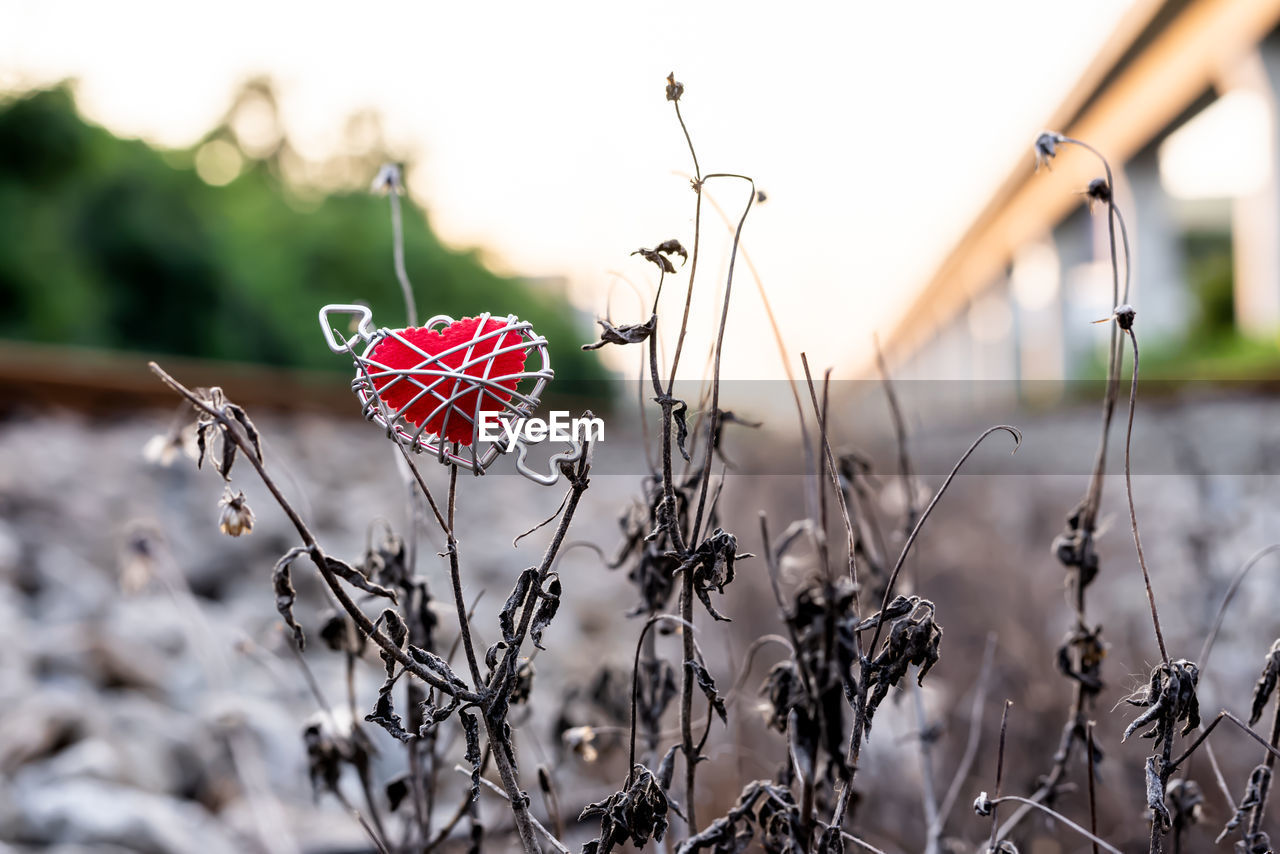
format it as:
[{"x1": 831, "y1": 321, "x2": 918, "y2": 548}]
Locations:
[
  {"x1": 1249, "y1": 638, "x2": 1280, "y2": 726},
  {"x1": 1122, "y1": 659, "x2": 1200, "y2": 749},
  {"x1": 580, "y1": 764, "x2": 671, "y2": 854},
  {"x1": 582, "y1": 315, "x2": 658, "y2": 351}
]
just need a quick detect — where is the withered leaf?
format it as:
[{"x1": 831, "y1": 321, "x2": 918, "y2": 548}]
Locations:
[
  {"x1": 272, "y1": 547, "x2": 306, "y2": 650},
  {"x1": 366, "y1": 683, "x2": 412, "y2": 743},
  {"x1": 1249, "y1": 639, "x2": 1280, "y2": 726},
  {"x1": 681, "y1": 528, "x2": 751, "y2": 622},
  {"x1": 582, "y1": 315, "x2": 657, "y2": 351},
  {"x1": 1147, "y1": 756, "x2": 1171, "y2": 831},
  {"x1": 303, "y1": 721, "x2": 341, "y2": 798},
  {"x1": 225, "y1": 403, "x2": 263, "y2": 463},
  {"x1": 581, "y1": 764, "x2": 670, "y2": 853},
  {"x1": 862, "y1": 598, "x2": 943, "y2": 731},
  {"x1": 687, "y1": 659, "x2": 727, "y2": 724},
  {"x1": 670, "y1": 399, "x2": 691, "y2": 462},
  {"x1": 1123, "y1": 659, "x2": 1200, "y2": 750},
  {"x1": 653, "y1": 239, "x2": 688, "y2": 265},
  {"x1": 196, "y1": 422, "x2": 211, "y2": 470},
  {"x1": 408, "y1": 644, "x2": 471, "y2": 695},
  {"x1": 530, "y1": 576, "x2": 561, "y2": 650},
  {"x1": 460, "y1": 709, "x2": 483, "y2": 804},
  {"x1": 418, "y1": 696, "x2": 459, "y2": 737},
  {"x1": 385, "y1": 774, "x2": 410, "y2": 812},
  {"x1": 375, "y1": 608, "x2": 408, "y2": 677},
  {"x1": 1218, "y1": 764, "x2": 1269, "y2": 844},
  {"x1": 500, "y1": 568, "x2": 536, "y2": 643},
  {"x1": 319, "y1": 611, "x2": 352, "y2": 653},
  {"x1": 633, "y1": 247, "x2": 676, "y2": 274},
  {"x1": 325, "y1": 555, "x2": 398, "y2": 602},
  {"x1": 657, "y1": 743, "x2": 681, "y2": 792}
]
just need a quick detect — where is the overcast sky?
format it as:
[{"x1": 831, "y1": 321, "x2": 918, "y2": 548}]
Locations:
[{"x1": 1, "y1": 1, "x2": 1135, "y2": 379}]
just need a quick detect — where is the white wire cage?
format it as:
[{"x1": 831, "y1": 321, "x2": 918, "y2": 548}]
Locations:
[{"x1": 319, "y1": 303, "x2": 576, "y2": 480}]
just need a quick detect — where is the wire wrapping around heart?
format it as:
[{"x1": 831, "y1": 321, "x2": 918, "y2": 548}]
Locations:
[{"x1": 347, "y1": 312, "x2": 553, "y2": 471}]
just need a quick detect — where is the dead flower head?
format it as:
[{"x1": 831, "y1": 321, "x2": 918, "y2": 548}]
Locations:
[
  {"x1": 563, "y1": 725, "x2": 600, "y2": 763},
  {"x1": 666, "y1": 72, "x2": 684, "y2": 102},
  {"x1": 370, "y1": 162, "x2": 403, "y2": 195},
  {"x1": 862, "y1": 596, "x2": 943, "y2": 729},
  {"x1": 580, "y1": 764, "x2": 670, "y2": 854},
  {"x1": 218, "y1": 488, "x2": 255, "y2": 537},
  {"x1": 1123, "y1": 659, "x2": 1200, "y2": 749},
  {"x1": 1034, "y1": 131, "x2": 1065, "y2": 170},
  {"x1": 142, "y1": 424, "x2": 198, "y2": 467},
  {"x1": 1084, "y1": 177, "x2": 1111, "y2": 209}
]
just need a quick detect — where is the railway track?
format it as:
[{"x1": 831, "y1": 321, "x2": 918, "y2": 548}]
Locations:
[{"x1": 0, "y1": 339, "x2": 370, "y2": 417}]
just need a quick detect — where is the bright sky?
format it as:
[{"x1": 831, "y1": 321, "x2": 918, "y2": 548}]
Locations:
[{"x1": 0, "y1": 1, "x2": 1135, "y2": 380}]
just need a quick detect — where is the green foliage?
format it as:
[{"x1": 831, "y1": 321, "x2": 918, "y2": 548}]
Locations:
[
  {"x1": 1183, "y1": 230, "x2": 1235, "y2": 346},
  {"x1": 0, "y1": 85, "x2": 605, "y2": 381}
]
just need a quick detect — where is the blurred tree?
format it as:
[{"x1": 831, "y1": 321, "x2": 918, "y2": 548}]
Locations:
[{"x1": 0, "y1": 84, "x2": 605, "y2": 381}]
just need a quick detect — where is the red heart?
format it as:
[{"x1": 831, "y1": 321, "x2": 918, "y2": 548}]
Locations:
[{"x1": 367, "y1": 316, "x2": 529, "y2": 446}]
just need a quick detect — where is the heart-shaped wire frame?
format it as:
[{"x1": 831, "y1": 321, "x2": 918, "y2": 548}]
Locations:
[{"x1": 320, "y1": 304, "x2": 553, "y2": 473}]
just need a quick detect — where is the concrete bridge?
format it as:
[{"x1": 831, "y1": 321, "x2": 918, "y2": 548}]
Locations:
[{"x1": 879, "y1": 0, "x2": 1280, "y2": 392}]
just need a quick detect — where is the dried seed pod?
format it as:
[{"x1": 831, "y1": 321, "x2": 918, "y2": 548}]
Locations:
[
  {"x1": 1034, "y1": 131, "x2": 1064, "y2": 170},
  {"x1": 665, "y1": 72, "x2": 684, "y2": 102},
  {"x1": 1051, "y1": 503, "x2": 1099, "y2": 587},
  {"x1": 217, "y1": 488, "x2": 255, "y2": 537},
  {"x1": 1085, "y1": 177, "x2": 1112, "y2": 208},
  {"x1": 1055, "y1": 624, "x2": 1106, "y2": 695}
]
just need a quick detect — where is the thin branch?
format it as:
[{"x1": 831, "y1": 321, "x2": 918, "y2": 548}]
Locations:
[
  {"x1": 1086, "y1": 721, "x2": 1100, "y2": 854},
  {"x1": 932, "y1": 633, "x2": 998, "y2": 838},
  {"x1": 913, "y1": 680, "x2": 940, "y2": 854},
  {"x1": 664, "y1": 96, "x2": 704, "y2": 390},
  {"x1": 836, "y1": 830, "x2": 891, "y2": 854},
  {"x1": 444, "y1": 462, "x2": 483, "y2": 688},
  {"x1": 987, "y1": 701, "x2": 1012, "y2": 853},
  {"x1": 800, "y1": 355, "x2": 863, "y2": 638},
  {"x1": 1119, "y1": 324, "x2": 1170, "y2": 666},
  {"x1": 1197, "y1": 544, "x2": 1280, "y2": 674},
  {"x1": 627, "y1": 613, "x2": 697, "y2": 784},
  {"x1": 701, "y1": 185, "x2": 816, "y2": 518},
  {"x1": 988, "y1": 796, "x2": 1123, "y2": 854},
  {"x1": 1167, "y1": 710, "x2": 1280, "y2": 773},
  {"x1": 455, "y1": 766, "x2": 572, "y2": 854},
  {"x1": 148, "y1": 362, "x2": 482, "y2": 703},
  {"x1": 333, "y1": 787, "x2": 392, "y2": 854},
  {"x1": 386, "y1": 177, "x2": 418, "y2": 327},
  {"x1": 866, "y1": 425, "x2": 1021, "y2": 657}
]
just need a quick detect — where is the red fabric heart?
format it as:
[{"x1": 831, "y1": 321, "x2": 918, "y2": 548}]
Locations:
[{"x1": 367, "y1": 316, "x2": 529, "y2": 446}]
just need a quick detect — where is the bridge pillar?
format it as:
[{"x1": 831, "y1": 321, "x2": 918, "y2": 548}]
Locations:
[
  {"x1": 1051, "y1": 206, "x2": 1103, "y2": 379},
  {"x1": 1124, "y1": 142, "x2": 1190, "y2": 343},
  {"x1": 1226, "y1": 42, "x2": 1280, "y2": 336}
]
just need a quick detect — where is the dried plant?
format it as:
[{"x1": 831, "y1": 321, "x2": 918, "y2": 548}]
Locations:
[{"x1": 138, "y1": 84, "x2": 1280, "y2": 854}]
